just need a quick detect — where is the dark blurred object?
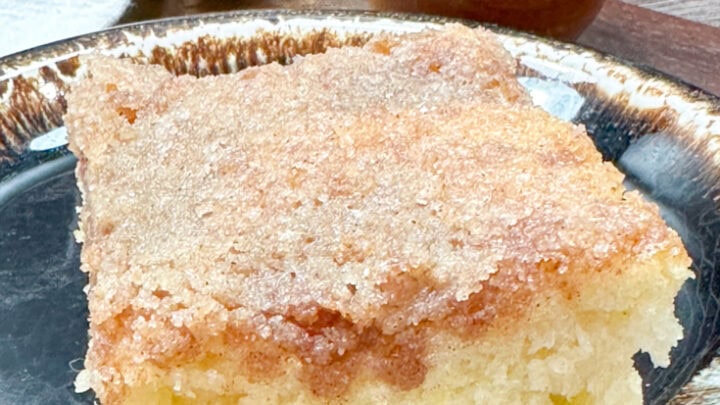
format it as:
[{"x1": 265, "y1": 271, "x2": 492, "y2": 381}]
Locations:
[
  {"x1": 373, "y1": 0, "x2": 606, "y2": 40},
  {"x1": 118, "y1": 0, "x2": 605, "y2": 40}
]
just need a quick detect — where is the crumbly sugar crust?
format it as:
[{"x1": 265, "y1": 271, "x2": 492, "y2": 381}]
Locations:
[{"x1": 65, "y1": 25, "x2": 690, "y2": 403}]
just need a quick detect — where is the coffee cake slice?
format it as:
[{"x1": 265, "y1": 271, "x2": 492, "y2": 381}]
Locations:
[{"x1": 66, "y1": 25, "x2": 691, "y2": 404}]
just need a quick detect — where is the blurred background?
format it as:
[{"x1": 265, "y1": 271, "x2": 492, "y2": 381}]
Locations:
[
  {"x1": 2, "y1": 0, "x2": 718, "y2": 58},
  {"x1": 116, "y1": 0, "x2": 607, "y2": 40},
  {"x1": 0, "y1": 0, "x2": 720, "y2": 56}
]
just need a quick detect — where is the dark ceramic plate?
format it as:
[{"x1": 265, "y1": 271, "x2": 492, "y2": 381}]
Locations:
[{"x1": 1, "y1": 9, "x2": 720, "y2": 405}]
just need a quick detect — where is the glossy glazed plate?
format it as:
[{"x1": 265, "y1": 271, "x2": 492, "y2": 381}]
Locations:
[{"x1": 1, "y1": 9, "x2": 719, "y2": 404}]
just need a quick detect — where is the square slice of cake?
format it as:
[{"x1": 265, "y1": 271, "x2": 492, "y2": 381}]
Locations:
[{"x1": 65, "y1": 25, "x2": 691, "y2": 404}]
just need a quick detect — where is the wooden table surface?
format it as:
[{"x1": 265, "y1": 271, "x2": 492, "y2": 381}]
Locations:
[
  {"x1": 579, "y1": 0, "x2": 720, "y2": 96},
  {"x1": 628, "y1": 0, "x2": 720, "y2": 27}
]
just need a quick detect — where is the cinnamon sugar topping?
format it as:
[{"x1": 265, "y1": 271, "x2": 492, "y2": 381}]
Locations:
[{"x1": 65, "y1": 25, "x2": 684, "y2": 401}]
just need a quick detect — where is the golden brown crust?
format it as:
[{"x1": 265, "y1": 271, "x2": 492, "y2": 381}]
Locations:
[{"x1": 65, "y1": 25, "x2": 688, "y2": 403}]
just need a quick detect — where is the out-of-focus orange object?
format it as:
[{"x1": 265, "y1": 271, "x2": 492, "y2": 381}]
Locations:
[{"x1": 126, "y1": 1, "x2": 606, "y2": 40}]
